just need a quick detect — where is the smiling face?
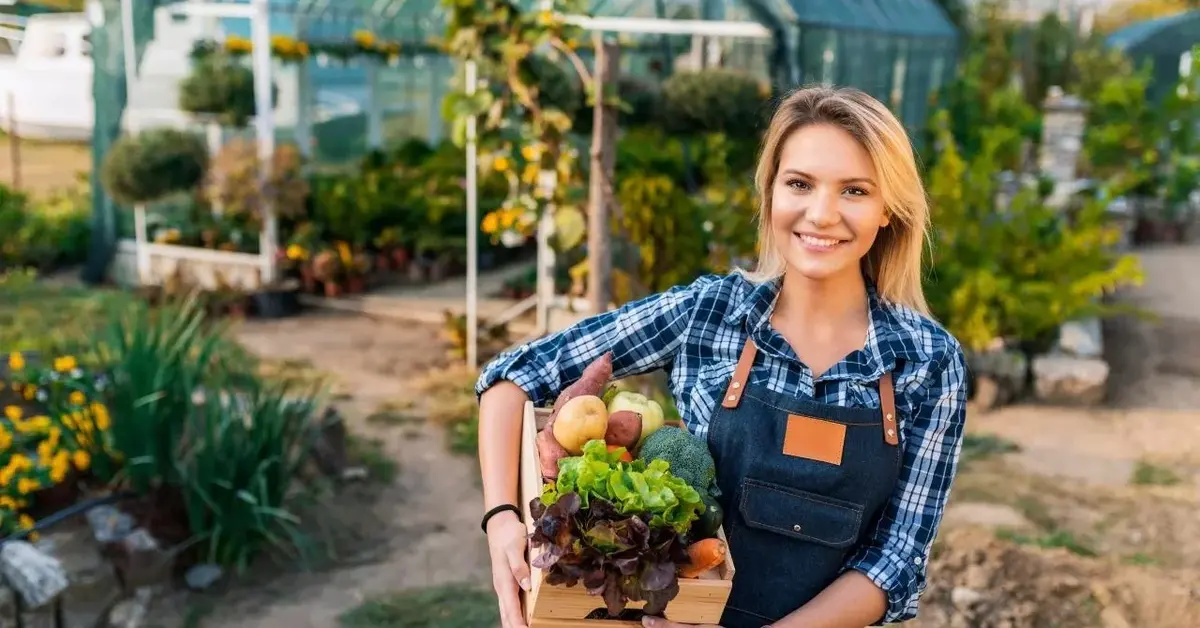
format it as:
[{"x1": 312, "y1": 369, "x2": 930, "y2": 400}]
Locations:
[{"x1": 768, "y1": 122, "x2": 890, "y2": 284}]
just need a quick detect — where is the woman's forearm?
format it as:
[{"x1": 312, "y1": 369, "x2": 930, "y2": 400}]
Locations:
[
  {"x1": 478, "y1": 381, "x2": 531, "y2": 512},
  {"x1": 773, "y1": 571, "x2": 887, "y2": 628}
]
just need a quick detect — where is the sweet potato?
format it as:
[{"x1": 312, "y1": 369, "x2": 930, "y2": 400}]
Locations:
[
  {"x1": 679, "y1": 537, "x2": 727, "y2": 578},
  {"x1": 547, "y1": 352, "x2": 614, "y2": 428},
  {"x1": 604, "y1": 410, "x2": 642, "y2": 450},
  {"x1": 536, "y1": 427, "x2": 569, "y2": 480}
]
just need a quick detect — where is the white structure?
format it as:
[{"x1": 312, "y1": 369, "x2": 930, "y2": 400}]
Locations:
[{"x1": 0, "y1": 12, "x2": 94, "y2": 140}]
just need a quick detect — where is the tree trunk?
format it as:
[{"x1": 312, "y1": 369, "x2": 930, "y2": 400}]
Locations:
[{"x1": 588, "y1": 35, "x2": 620, "y2": 315}]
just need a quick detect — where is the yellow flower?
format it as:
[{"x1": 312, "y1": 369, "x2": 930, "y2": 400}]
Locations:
[
  {"x1": 0, "y1": 496, "x2": 15, "y2": 509},
  {"x1": 22, "y1": 385, "x2": 35, "y2": 400},
  {"x1": 69, "y1": 391, "x2": 86, "y2": 406},
  {"x1": 0, "y1": 468, "x2": 11, "y2": 486},
  {"x1": 19, "y1": 514, "x2": 33, "y2": 529},
  {"x1": 0, "y1": 429, "x2": 10, "y2": 450},
  {"x1": 91, "y1": 404, "x2": 110, "y2": 431},
  {"x1": 7, "y1": 352, "x2": 24, "y2": 371},
  {"x1": 53, "y1": 356, "x2": 77, "y2": 372},
  {"x1": 37, "y1": 440, "x2": 54, "y2": 462},
  {"x1": 48, "y1": 427, "x2": 61, "y2": 446},
  {"x1": 4, "y1": 405, "x2": 21, "y2": 421},
  {"x1": 287, "y1": 244, "x2": 308, "y2": 261},
  {"x1": 62, "y1": 414, "x2": 75, "y2": 430},
  {"x1": 481, "y1": 212, "x2": 500, "y2": 235},
  {"x1": 353, "y1": 30, "x2": 376, "y2": 48},
  {"x1": 10, "y1": 453, "x2": 31, "y2": 471},
  {"x1": 521, "y1": 145, "x2": 541, "y2": 161},
  {"x1": 72, "y1": 450, "x2": 90, "y2": 471},
  {"x1": 50, "y1": 462, "x2": 68, "y2": 483},
  {"x1": 17, "y1": 477, "x2": 39, "y2": 494},
  {"x1": 493, "y1": 156, "x2": 511, "y2": 172}
]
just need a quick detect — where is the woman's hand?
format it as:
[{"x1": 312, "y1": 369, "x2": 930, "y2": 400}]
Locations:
[
  {"x1": 486, "y1": 511, "x2": 532, "y2": 628},
  {"x1": 640, "y1": 617, "x2": 723, "y2": 628}
]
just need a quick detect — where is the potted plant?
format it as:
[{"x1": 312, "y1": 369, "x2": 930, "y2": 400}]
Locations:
[{"x1": 311, "y1": 247, "x2": 346, "y2": 297}]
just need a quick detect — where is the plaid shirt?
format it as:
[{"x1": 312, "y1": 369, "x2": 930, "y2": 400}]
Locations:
[{"x1": 476, "y1": 272, "x2": 968, "y2": 625}]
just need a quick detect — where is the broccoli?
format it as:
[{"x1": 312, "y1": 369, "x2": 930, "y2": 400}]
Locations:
[{"x1": 637, "y1": 427, "x2": 721, "y2": 498}]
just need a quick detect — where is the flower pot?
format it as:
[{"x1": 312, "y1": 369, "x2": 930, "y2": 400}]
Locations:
[
  {"x1": 301, "y1": 267, "x2": 318, "y2": 293},
  {"x1": 347, "y1": 276, "x2": 365, "y2": 294},
  {"x1": 391, "y1": 247, "x2": 411, "y2": 269},
  {"x1": 252, "y1": 287, "x2": 301, "y2": 318},
  {"x1": 324, "y1": 282, "x2": 343, "y2": 298}
]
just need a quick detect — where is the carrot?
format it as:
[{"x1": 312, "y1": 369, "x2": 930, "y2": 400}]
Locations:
[
  {"x1": 678, "y1": 538, "x2": 727, "y2": 578},
  {"x1": 606, "y1": 445, "x2": 633, "y2": 462}
]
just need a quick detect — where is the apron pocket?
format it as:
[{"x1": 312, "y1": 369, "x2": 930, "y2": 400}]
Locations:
[{"x1": 738, "y1": 477, "x2": 864, "y2": 549}]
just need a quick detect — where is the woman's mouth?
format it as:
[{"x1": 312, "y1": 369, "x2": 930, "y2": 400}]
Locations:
[{"x1": 794, "y1": 232, "x2": 847, "y2": 251}]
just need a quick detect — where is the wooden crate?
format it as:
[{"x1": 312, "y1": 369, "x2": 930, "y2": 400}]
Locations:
[{"x1": 519, "y1": 401, "x2": 735, "y2": 627}]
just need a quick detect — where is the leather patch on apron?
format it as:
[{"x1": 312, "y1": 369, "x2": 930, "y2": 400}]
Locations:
[{"x1": 783, "y1": 415, "x2": 846, "y2": 465}]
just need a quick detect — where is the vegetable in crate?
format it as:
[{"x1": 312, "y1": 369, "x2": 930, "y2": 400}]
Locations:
[
  {"x1": 637, "y1": 426, "x2": 721, "y2": 498},
  {"x1": 607, "y1": 390, "x2": 666, "y2": 447},
  {"x1": 547, "y1": 352, "x2": 614, "y2": 428},
  {"x1": 529, "y1": 439, "x2": 706, "y2": 617}
]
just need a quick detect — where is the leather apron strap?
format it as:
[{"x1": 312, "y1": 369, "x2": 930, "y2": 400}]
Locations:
[{"x1": 721, "y1": 338, "x2": 899, "y2": 446}]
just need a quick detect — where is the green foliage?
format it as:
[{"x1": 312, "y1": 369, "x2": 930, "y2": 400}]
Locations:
[
  {"x1": 0, "y1": 271, "x2": 138, "y2": 357},
  {"x1": 1080, "y1": 63, "x2": 1160, "y2": 195},
  {"x1": 101, "y1": 128, "x2": 209, "y2": 205},
  {"x1": 179, "y1": 53, "x2": 274, "y2": 128},
  {"x1": 0, "y1": 180, "x2": 91, "y2": 273},
  {"x1": 923, "y1": 111, "x2": 1145, "y2": 352},
  {"x1": 661, "y1": 69, "x2": 769, "y2": 138},
  {"x1": 614, "y1": 174, "x2": 709, "y2": 295}
]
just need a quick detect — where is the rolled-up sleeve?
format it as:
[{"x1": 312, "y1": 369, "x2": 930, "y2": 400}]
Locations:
[
  {"x1": 842, "y1": 343, "x2": 968, "y2": 624},
  {"x1": 474, "y1": 276, "x2": 714, "y2": 405}
]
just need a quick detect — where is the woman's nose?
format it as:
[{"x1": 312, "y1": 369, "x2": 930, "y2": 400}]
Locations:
[{"x1": 806, "y1": 187, "x2": 839, "y2": 226}]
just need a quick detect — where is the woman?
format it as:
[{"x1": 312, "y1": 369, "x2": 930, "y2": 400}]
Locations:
[{"x1": 475, "y1": 85, "x2": 968, "y2": 628}]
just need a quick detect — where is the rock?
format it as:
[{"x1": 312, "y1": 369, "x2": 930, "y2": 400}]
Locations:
[
  {"x1": 108, "y1": 586, "x2": 156, "y2": 628},
  {"x1": 966, "y1": 347, "x2": 1028, "y2": 404},
  {"x1": 341, "y1": 466, "x2": 369, "y2": 481},
  {"x1": 1058, "y1": 318, "x2": 1103, "y2": 358},
  {"x1": 951, "y1": 586, "x2": 984, "y2": 610},
  {"x1": 0, "y1": 540, "x2": 69, "y2": 608},
  {"x1": 102, "y1": 528, "x2": 172, "y2": 590},
  {"x1": 86, "y1": 505, "x2": 135, "y2": 544},
  {"x1": 310, "y1": 406, "x2": 349, "y2": 478},
  {"x1": 184, "y1": 563, "x2": 223, "y2": 590},
  {"x1": 972, "y1": 376, "x2": 1002, "y2": 411},
  {"x1": 1033, "y1": 353, "x2": 1109, "y2": 405}
]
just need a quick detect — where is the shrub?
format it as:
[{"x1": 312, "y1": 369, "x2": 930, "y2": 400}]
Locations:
[
  {"x1": 179, "y1": 54, "x2": 267, "y2": 128},
  {"x1": 661, "y1": 69, "x2": 769, "y2": 138},
  {"x1": 0, "y1": 181, "x2": 92, "y2": 273},
  {"x1": 204, "y1": 137, "x2": 310, "y2": 225},
  {"x1": 101, "y1": 128, "x2": 209, "y2": 205}
]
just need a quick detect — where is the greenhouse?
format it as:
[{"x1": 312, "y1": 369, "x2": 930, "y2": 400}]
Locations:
[
  {"x1": 83, "y1": 0, "x2": 960, "y2": 287},
  {"x1": 1106, "y1": 9, "x2": 1199, "y2": 104}
]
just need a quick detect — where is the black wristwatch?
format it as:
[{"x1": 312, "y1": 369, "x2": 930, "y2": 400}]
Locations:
[{"x1": 481, "y1": 504, "x2": 521, "y2": 533}]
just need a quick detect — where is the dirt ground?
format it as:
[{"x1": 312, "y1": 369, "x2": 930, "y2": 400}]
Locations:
[{"x1": 149, "y1": 244, "x2": 1200, "y2": 628}]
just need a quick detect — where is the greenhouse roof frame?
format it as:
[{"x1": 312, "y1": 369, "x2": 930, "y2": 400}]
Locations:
[{"x1": 1106, "y1": 9, "x2": 1199, "y2": 54}]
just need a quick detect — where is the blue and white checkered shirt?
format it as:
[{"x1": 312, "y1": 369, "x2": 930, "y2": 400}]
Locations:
[{"x1": 476, "y1": 272, "x2": 968, "y2": 624}]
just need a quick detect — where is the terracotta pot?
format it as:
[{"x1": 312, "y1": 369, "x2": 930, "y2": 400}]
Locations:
[
  {"x1": 301, "y1": 266, "x2": 318, "y2": 293},
  {"x1": 347, "y1": 276, "x2": 365, "y2": 293},
  {"x1": 391, "y1": 247, "x2": 411, "y2": 268},
  {"x1": 324, "y1": 282, "x2": 342, "y2": 298}
]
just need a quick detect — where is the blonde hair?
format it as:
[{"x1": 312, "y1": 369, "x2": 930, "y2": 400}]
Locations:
[{"x1": 743, "y1": 85, "x2": 931, "y2": 316}]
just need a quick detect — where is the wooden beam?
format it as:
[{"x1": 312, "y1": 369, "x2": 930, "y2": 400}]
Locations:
[{"x1": 588, "y1": 35, "x2": 619, "y2": 315}]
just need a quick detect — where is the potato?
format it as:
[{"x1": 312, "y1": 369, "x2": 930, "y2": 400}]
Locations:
[
  {"x1": 552, "y1": 395, "x2": 609, "y2": 454},
  {"x1": 604, "y1": 410, "x2": 642, "y2": 450},
  {"x1": 547, "y1": 352, "x2": 614, "y2": 428},
  {"x1": 536, "y1": 428, "x2": 569, "y2": 480}
]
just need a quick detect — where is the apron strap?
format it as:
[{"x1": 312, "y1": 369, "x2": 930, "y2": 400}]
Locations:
[
  {"x1": 880, "y1": 372, "x2": 898, "y2": 446},
  {"x1": 721, "y1": 338, "x2": 758, "y2": 409},
  {"x1": 721, "y1": 337, "x2": 900, "y2": 447}
]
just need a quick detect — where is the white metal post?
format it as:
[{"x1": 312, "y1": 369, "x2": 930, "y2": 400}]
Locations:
[
  {"x1": 250, "y1": 0, "x2": 277, "y2": 285},
  {"x1": 366, "y1": 61, "x2": 383, "y2": 149},
  {"x1": 134, "y1": 203, "x2": 150, "y2": 282},
  {"x1": 295, "y1": 18, "x2": 313, "y2": 158},
  {"x1": 120, "y1": 0, "x2": 137, "y2": 89},
  {"x1": 465, "y1": 60, "x2": 479, "y2": 369}
]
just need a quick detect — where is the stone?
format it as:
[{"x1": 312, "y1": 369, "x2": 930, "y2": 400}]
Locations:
[
  {"x1": 951, "y1": 586, "x2": 984, "y2": 610},
  {"x1": 103, "y1": 528, "x2": 171, "y2": 590},
  {"x1": 972, "y1": 376, "x2": 1002, "y2": 411},
  {"x1": 184, "y1": 563, "x2": 223, "y2": 591},
  {"x1": 1033, "y1": 353, "x2": 1109, "y2": 406},
  {"x1": 1057, "y1": 318, "x2": 1103, "y2": 358},
  {"x1": 966, "y1": 347, "x2": 1028, "y2": 404},
  {"x1": 310, "y1": 406, "x2": 348, "y2": 478},
  {"x1": 0, "y1": 540, "x2": 69, "y2": 608},
  {"x1": 86, "y1": 505, "x2": 135, "y2": 544},
  {"x1": 108, "y1": 586, "x2": 156, "y2": 628}
]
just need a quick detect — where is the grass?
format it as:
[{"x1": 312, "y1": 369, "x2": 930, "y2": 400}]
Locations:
[
  {"x1": 960, "y1": 433, "x2": 1021, "y2": 465},
  {"x1": 366, "y1": 400, "x2": 420, "y2": 426},
  {"x1": 346, "y1": 434, "x2": 398, "y2": 483},
  {"x1": 1130, "y1": 460, "x2": 1183, "y2": 486},
  {"x1": 0, "y1": 270, "x2": 139, "y2": 356},
  {"x1": 339, "y1": 583, "x2": 499, "y2": 628},
  {"x1": 412, "y1": 364, "x2": 482, "y2": 457},
  {"x1": 995, "y1": 528, "x2": 1098, "y2": 557}
]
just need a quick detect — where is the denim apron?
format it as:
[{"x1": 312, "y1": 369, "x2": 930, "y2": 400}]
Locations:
[{"x1": 707, "y1": 338, "x2": 902, "y2": 628}]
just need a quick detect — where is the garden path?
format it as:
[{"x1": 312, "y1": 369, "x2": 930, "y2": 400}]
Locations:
[{"x1": 152, "y1": 311, "x2": 493, "y2": 627}]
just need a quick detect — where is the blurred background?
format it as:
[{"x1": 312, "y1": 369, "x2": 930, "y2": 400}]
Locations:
[{"x1": 0, "y1": 0, "x2": 1198, "y2": 626}]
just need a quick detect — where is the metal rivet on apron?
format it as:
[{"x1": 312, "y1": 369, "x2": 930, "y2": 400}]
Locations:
[
  {"x1": 732, "y1": 382, "x2": 741, "y2": 389},
  {"x1": 792, "y1": 524, "x2": 801, "y2": 532},
  {"x1": 887, "y1": 429, "x2": 896, "y2": 437},
  {"x1": 727, "y1": 395, "x2": 737, "y2": 402},
  {"x1": 886, "y1": 413, "x2": 894, "y2": 421}
]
